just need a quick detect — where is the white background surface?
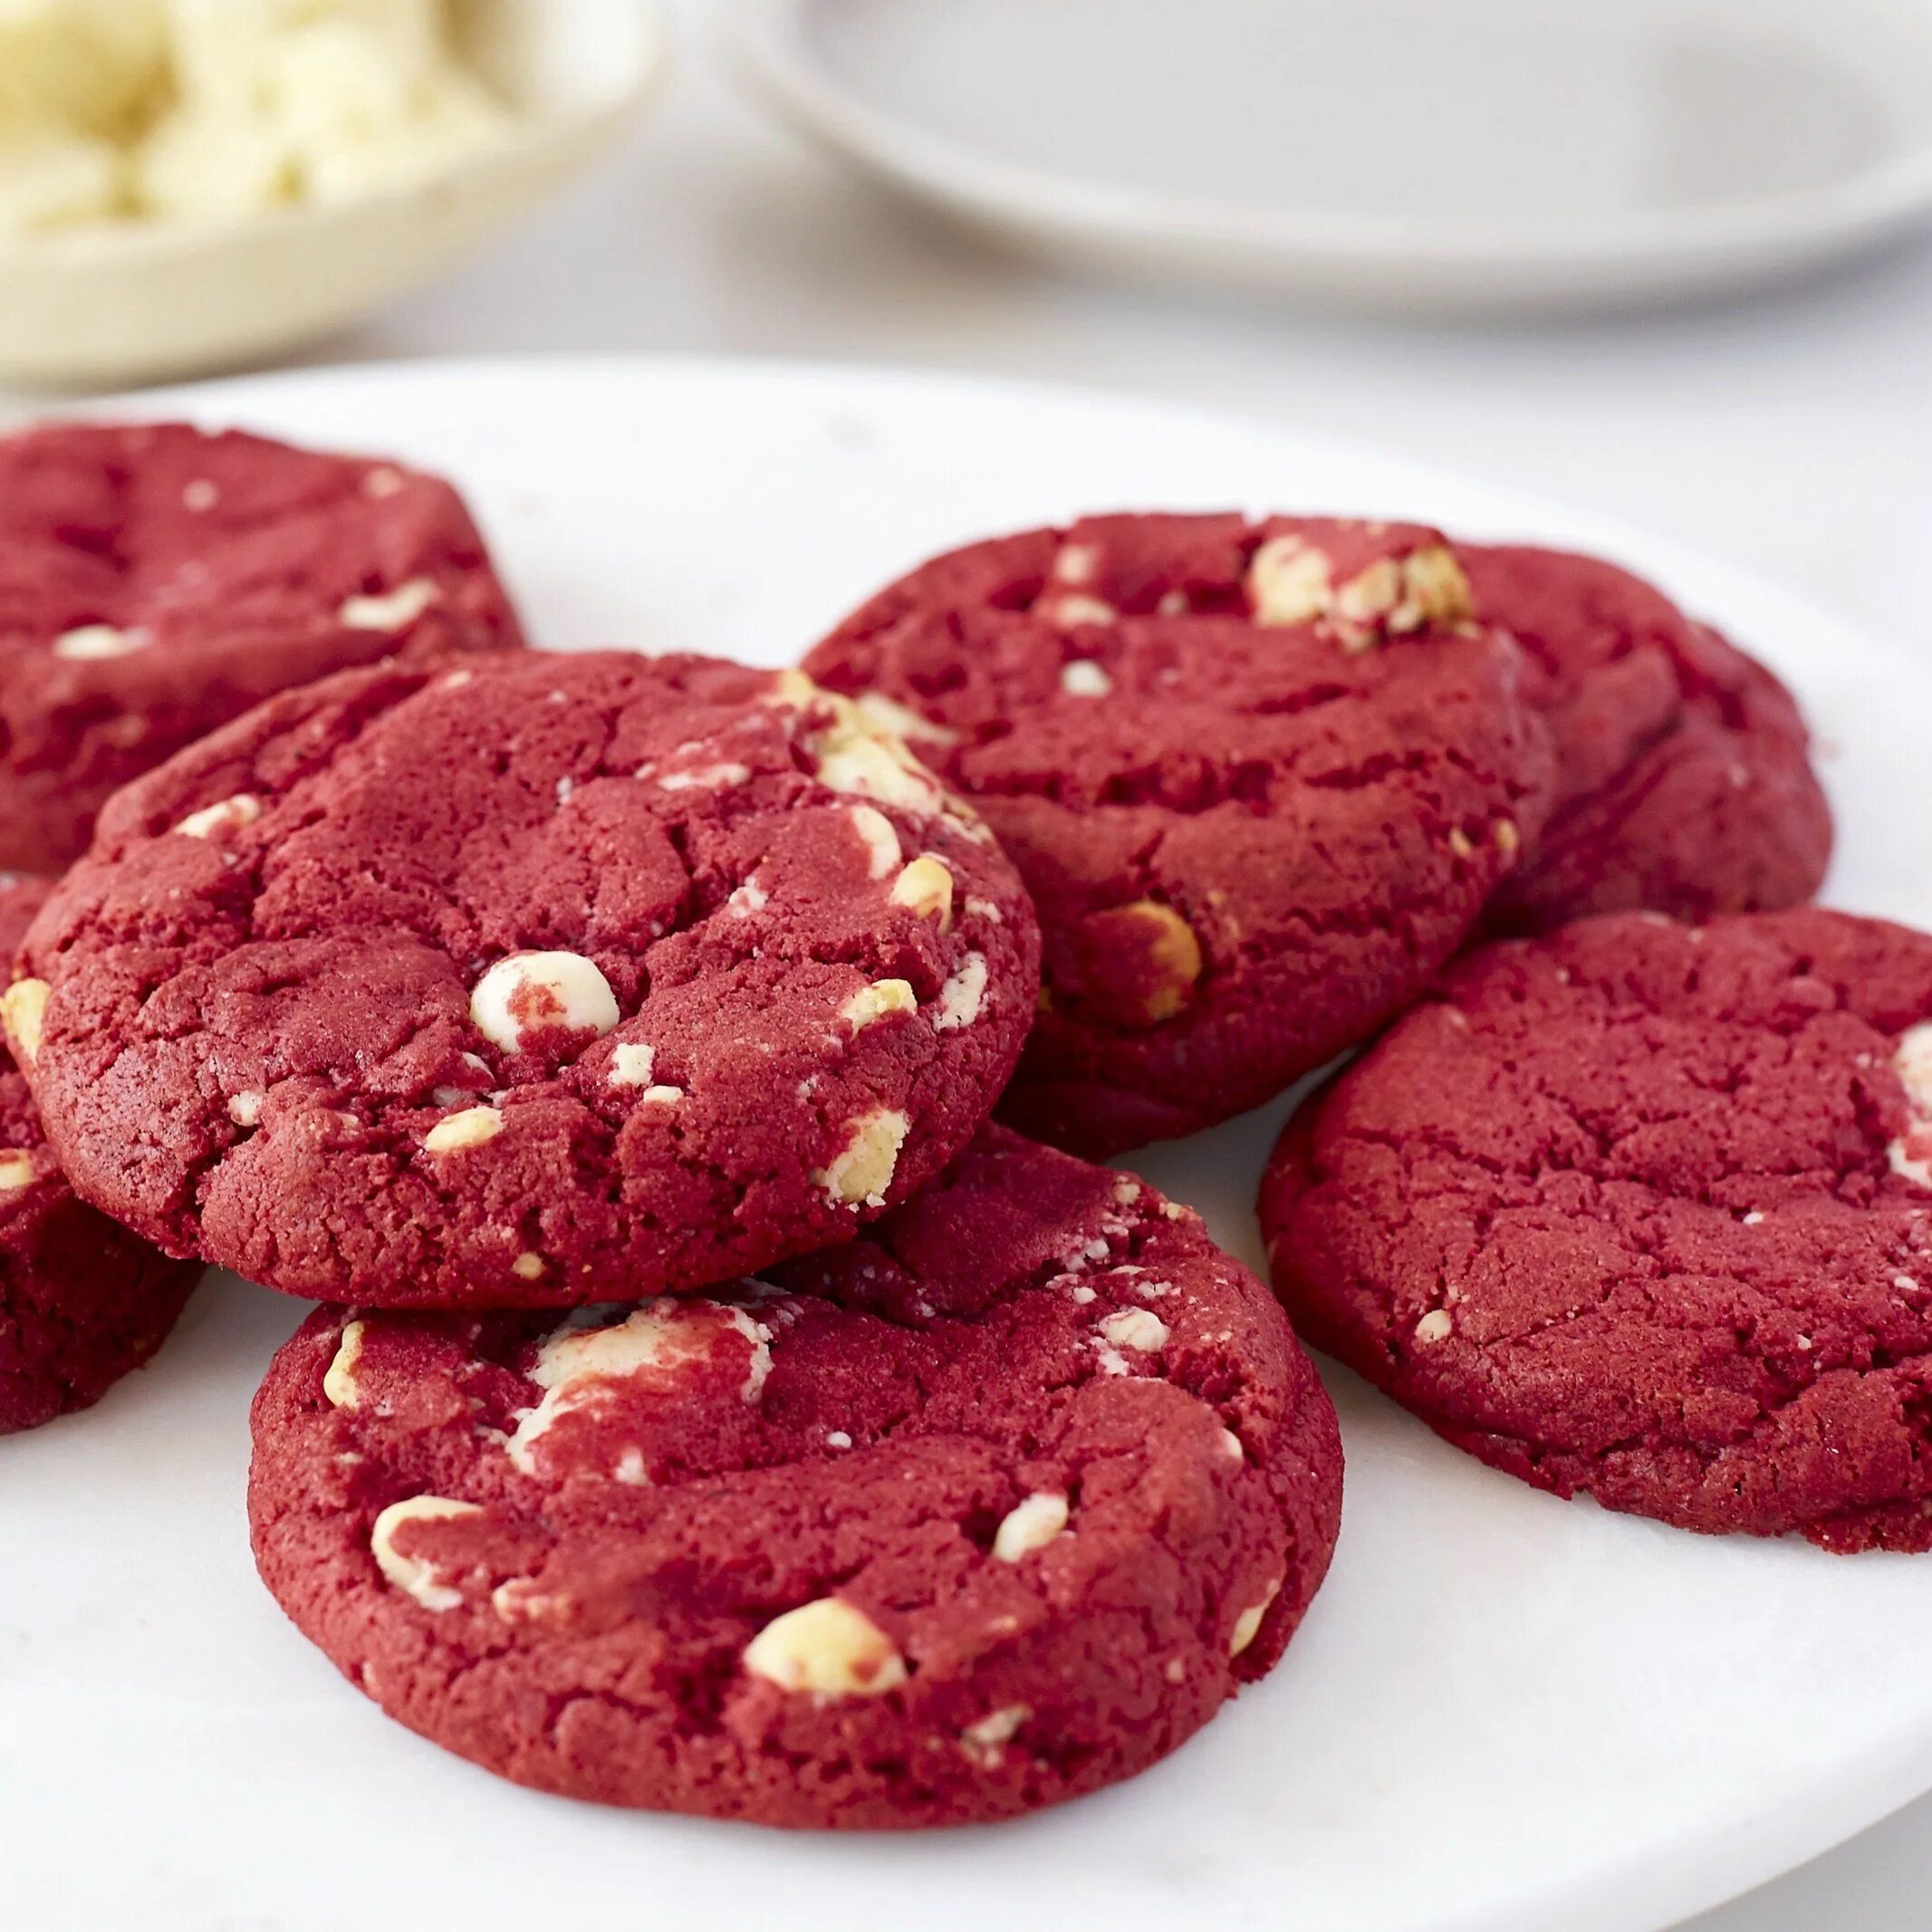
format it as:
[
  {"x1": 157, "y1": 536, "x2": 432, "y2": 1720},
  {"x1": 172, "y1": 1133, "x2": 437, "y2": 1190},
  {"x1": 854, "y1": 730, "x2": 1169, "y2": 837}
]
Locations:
[{"x1": 9, "y1": 5, "x2": 1932, "y2": 1924}]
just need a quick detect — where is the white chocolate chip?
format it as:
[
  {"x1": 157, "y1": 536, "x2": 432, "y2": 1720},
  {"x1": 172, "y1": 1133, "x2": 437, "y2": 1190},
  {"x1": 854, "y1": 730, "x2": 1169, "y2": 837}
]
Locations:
[
  {"x1": 727, "y1": 879, "x2": 768, "y2": 918},
  {"x1": 174, "y1": 793, "x2": 261, "y2": 840},
  {"x1": 1060, "y1": 659, "x2": 1113, "y2": 698},
  {"x1": 505, "y1": 1300, "x2": 772, "y2": 1475},
  {"x1": 0, "y1": 1149, "x2": 35, "y2": 1190},
  {"x1": 825, "y1": 1429, "x2": 853, "y2": 1450},
  {"x1": 512, "y1": 1253, "x2": 544, "y2": 1282},
  {"x1": 227, "y1": 1091, "x2": 264, "y2": 1128},
  {"x1": 340, "y1": 578, "x2": 438, "y2": 631},
  {"x1": 743, "y1": 1598, "x2": 908, "y2": 1697},
  {"x1": 658, "y1": 762, "x2": 752, "y2": 792},
  {"x1": 853, "y1": 690, "x2": 957, "y2": 748},
  {"x1": 1230, "y1": 1577, "x2": 1283, "y2": 1657},
  {"x1": 636, "y1": 1085, "x2": 683, "y2": 1108},
  {"x1": 323, "y1": 1320, "x2": 366, "y2": 1409},
  {"x1": 53, "y1": 623, "x2": 147, "y2": 660},
  {"x1": 491, "y1": 1577, "x2": 570, "y2": 1625},
  {"x1": 363, "y1": 466, "x2": 406, "y2": 498},
  {"x1": 1414, "y1": 1309, "x2": 1454, "y2": 1344},
  {"x1": 470, "y1": 952, "x2": 619, "y2": 1053},
  {"x1": 961, "y1": 1704, "x2": 1032, "y2": 1762},
  {"x1": 1895, "y1": 1023, "x2": 1932, "y2": 1115},
  {"x1": 370, "y1": 1496, "x2": 481, "y2": 1611},
  {"x1": 182, "y1": 478, "x2": 218, "y2": 512},
  {"x1": 1052, "y1": 543, "x2": 1099, "y2": 586},
  {"x1": 993, "y1": 1492, "x2": 1069, "y2": 1562},
  {"x1": 934, "y1": 953, "x2": 988, "y2": 1032},
  {"x1": 609, "y1": 1043, "x2": 657, "y2": 1088},
  {"x1": 814, "y1": 1108, "x2": 910, "y2": 1208},
  {"x1": 1098, "y1": 1308, "x2": 1168, "y2": 1353},
  {"x1": 424, "y1": 1105, "x2": 504, "y2": 1155},
  {"x1": 841, "y1": 979, "x2": 917, "y2": 1031},
  {"x1": 797, "y1": 685, "x2": 951, "y2": 813},
  {"x1": 1220, "y1": 1427, "x2": 1245, "y2": 1463},
  {"x1": 1043, "y1": 593, "x2": 1118, "y2": 628},
  {"x1": 2, "y1": 979, "x2": 49, "y2": 1063},
  {"x1": 1447, "y1": 827, "x2": 1475, "y2": 860},
  {"x1": 849, "y1": 803, "x2": 901, "y2": 880},
  {"x1": 1247, "y1": 535, "x2": 1333, "y2": 627},
  {"x1": 1889, "y1": 1139, "x2": 1932, "y2": 1188},
  {"x1": 889, "y1": 856, "x2": 954, "y2": 928}
]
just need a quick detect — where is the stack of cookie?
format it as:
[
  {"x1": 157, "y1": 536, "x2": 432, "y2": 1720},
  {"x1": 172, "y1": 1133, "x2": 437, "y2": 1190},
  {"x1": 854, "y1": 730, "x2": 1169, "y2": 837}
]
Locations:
[
  {"x1": 0, "y1": 423, "x2": 1341, "y2": 1827},
  {"x1": 1, "y1": 416, "x2": 1917, "y2": 1835}
]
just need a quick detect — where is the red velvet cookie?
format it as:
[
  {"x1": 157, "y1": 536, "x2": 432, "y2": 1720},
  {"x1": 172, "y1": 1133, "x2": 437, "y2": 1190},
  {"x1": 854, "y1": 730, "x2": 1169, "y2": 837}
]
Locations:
[
  {"x1": 804, "y1": 513, "x2": 1552, "y2": 1157},
  {"x1": 0, "y1": 875, "x2": 198, "y2": 1433},
  {"x1": 0, "y1": 419, "x2": 525, "y2": 870},
  {"x1": 249, "y1": 1127, "x2": 1342, "y2": 1826},
  {"x1": 1260, "y1": 908, "x2": 1932, "y2": 1552},
  {"x1": 10, "y1": 655, "x2": 1039, "y2": 1309},
  {"x1": 1463, "y1": 545, "x2": 1831, "y2": 933}
]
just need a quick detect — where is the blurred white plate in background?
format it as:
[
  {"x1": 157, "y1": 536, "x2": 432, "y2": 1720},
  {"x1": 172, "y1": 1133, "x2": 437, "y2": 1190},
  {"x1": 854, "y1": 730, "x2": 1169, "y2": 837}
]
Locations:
[
  {"x1": 722, "y1": 0, "x2": 1932, "y2": 313},
  {"x1": 0, "y1": 0, "x2": 665, "y2": 389},
  {"x1": 5, "y1": 356, "x2": 1931, "y2": 1932}
]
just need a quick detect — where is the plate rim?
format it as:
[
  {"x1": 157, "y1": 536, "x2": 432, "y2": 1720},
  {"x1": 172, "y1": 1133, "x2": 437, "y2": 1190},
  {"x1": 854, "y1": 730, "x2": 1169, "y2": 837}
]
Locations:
[{"x1": 716, "y1": 0, "x2": 1932, "y2": 284}]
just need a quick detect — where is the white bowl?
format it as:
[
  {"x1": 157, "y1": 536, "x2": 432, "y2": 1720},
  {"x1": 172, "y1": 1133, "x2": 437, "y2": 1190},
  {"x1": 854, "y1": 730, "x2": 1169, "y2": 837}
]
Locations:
[{"x1": 0, "y1": 0, "x2": 666, "y2": 389}]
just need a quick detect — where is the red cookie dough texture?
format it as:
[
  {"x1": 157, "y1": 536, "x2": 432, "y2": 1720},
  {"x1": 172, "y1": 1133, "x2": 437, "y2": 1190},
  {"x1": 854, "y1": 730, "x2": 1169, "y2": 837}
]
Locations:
[
  {"x1": 1463, "y1": 544, "x2": 1831, "y2": 933},
  {"x1": 1261, "y1": 908, "x2": 1932, "y2": 1552},
  {"x1": 804, "y1": 513, "x2": 1552, "y2": 1157},
  {"x1": 248, "y1": 1128, "x2": 1342, "y2": 1825},
  {"x1": 9, "y1": 653, "x2": 1038, "y2": 1308},
  {"x1": 0, "y1": 420, "x2": 526, "y2": 871},
  {"x1": 0, "y1": 876, "x2": 198, "y2": 1433}
]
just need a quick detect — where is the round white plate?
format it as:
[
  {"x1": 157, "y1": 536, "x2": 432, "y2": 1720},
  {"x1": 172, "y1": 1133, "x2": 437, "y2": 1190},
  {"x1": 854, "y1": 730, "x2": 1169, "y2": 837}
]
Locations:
[
  {"x1": 719, "y1": 0, "x2": 1932, "y2": 315},
  {"x1": 2, "y1": 358, "x2": 1925, "y2": 1932}
]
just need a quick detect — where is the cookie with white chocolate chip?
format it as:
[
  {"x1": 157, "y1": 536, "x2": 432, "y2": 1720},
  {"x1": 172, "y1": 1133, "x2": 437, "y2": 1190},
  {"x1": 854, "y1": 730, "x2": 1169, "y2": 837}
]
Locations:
[
  {"x1": 0, "y1": 419, "x2": 524, "y2": 871},
  {"x1": 0, "y1": 875, "x2": 198, "y2": 1432},
  {"x1": 804, "y1": 512, "x2": 1552, "y2": 1156},
  {"x1": 248, "y1": 1127, "x2": 1341, "y2": 1825},
  {"x1": 1262, "y1": 908, "x2": 1932, "y2": 1552},
  {"x1": 7, "y1": 652, "x2": 1039, "y2": 1307}
]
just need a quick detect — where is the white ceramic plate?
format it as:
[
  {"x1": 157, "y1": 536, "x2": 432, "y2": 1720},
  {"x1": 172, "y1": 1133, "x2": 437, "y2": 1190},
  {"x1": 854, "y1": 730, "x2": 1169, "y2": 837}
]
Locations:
[
  {"x1": 720, "y1": 0, "x2": 1932, "y2": 315},
  {"x1": 0, "y1": 0, "x2": 665, "y2": 388},
  {"x1": 1, "y1": 358, "x2": 1924, "y2": 1932}
]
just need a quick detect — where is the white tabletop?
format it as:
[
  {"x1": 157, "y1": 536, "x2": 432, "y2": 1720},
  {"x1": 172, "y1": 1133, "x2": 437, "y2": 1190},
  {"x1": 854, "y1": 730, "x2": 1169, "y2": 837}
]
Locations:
[{"x1": 56, "y1": 8, "x2": 1932, "y2": 1926}]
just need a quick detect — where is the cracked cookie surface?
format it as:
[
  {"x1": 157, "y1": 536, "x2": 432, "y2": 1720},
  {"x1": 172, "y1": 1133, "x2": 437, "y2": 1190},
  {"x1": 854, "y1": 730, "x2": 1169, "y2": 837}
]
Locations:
[
  {"x1": 12, "y1": 653, "x2": 1038, "y2": 1308},
  {"x1": 0, "y1": 875, "x2": 198, "y2": 1432},
  {"x1": 1261, "y1": 908, "x2": 1932, "y2": 1551},
  {"x1": 803, "y1": 513, "x2": 1552, "y2": 1156},
  {"x1": 249, "y1": 1127, "x2": 1342, "y2": 1825},
  {"x1": 0, "y1": 420, "x2": 525, "y2": 871},
  {"x1": 1464, "y1": 545, "x2": 1831, "y2": 934}
]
